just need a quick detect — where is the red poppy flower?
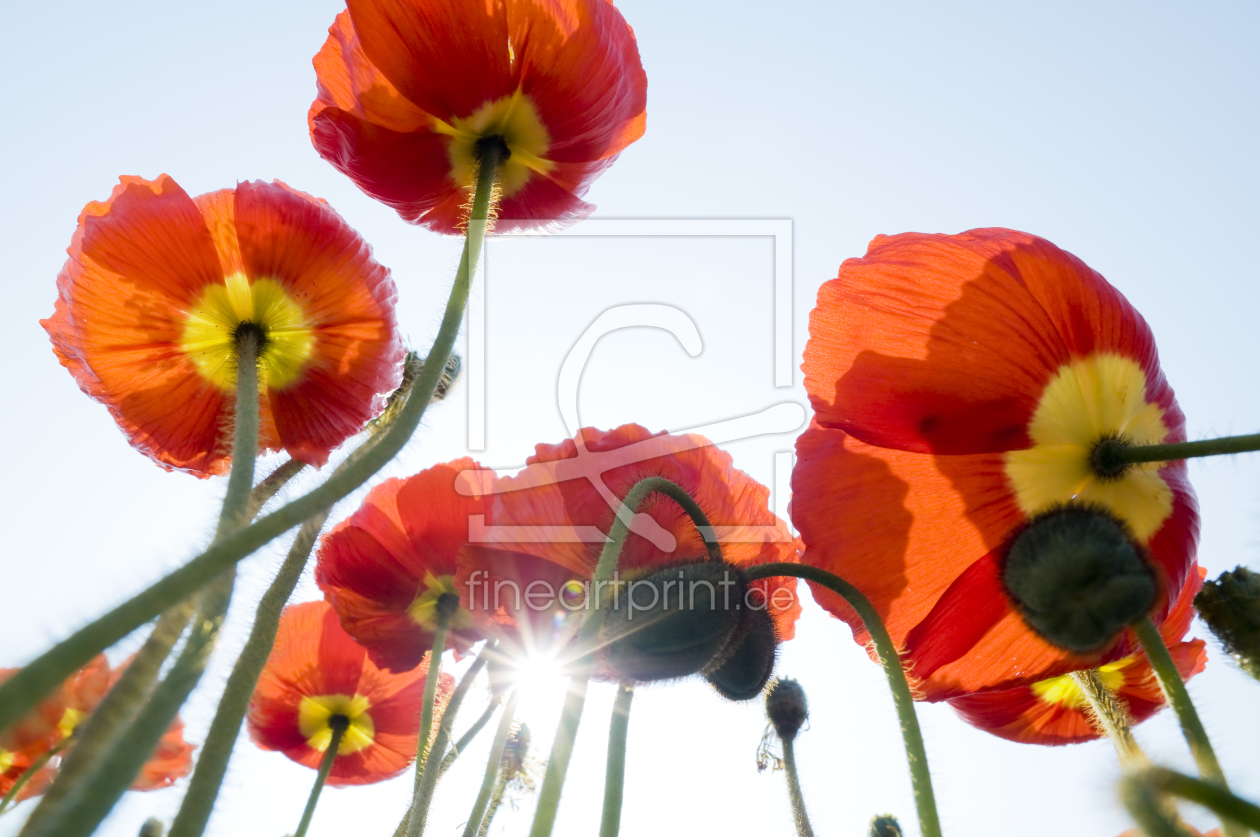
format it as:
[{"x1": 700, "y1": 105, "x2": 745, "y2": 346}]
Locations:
[
  {"x1": 948, "y1": 567, "x2": 1207, "y2": 745},
  {"x1": 793, "y1": 229, "x2": 1198, "y2": 700},
  {"x1": 309, "y1": 0, "x2": 647, "y2": 233},
  {"x1": 316, "y1": 458, "x2": 502, "y2": 672},
  {"x1": 43, "y1": 175, "x2": 404, "y2": 477},
  {"x1": 0, "y1": 655, "x2": 193, "y2": 804},
  {"x1": 247, "y1": 601, "x2": 453, "y2": 785}
]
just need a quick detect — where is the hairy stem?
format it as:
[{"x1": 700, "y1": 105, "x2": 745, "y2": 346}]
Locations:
[
  {"x1": 462, "y1": 690, "x2": 521, "y2": 837},
  {"x1": 598, "y1": 682, "x2": 634, "y2": 837},
  {"x1": 294, "y1": 720, "x2": 347, "y2": 837},
  {"x1": 1069, "y1": 669, "x2": 1147, "y2": 765},
  {"x1": 782, "y1": 737, "x2": 816, "y2": 837}
]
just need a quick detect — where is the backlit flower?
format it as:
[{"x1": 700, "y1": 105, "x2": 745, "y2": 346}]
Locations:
[
  {"x1": 316, "y1": 459, "x2": 501, "y2": 672},
  {"x1": 44, "y1": 175, "x2": 403, "y2": 477},
  {"x1": 948, "y1": 567, "x2": 1207, "y2": 744},
  {"x1": 792, "y1": 229, "x2": 1198, "y2": 700},
  {"x1": 247, "y1": 601, "x2": 453, "y2": 785},
  {"x1": 309, "y1": 0, "x2": 647, "y2": 232}
]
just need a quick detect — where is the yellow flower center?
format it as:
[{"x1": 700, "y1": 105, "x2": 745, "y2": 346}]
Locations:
[
  {"x1": 408, "y1": 572, "x2": 476, "y2": 632},
  {"x1": 297, "y1": 693, "x2": 376, "y2": 755},
  {"x1": 179, "y1": 273, "x2": 315, "y2": 391},
  {"x1": 434, "y1": 91, "x2": 553, "y2": 199},
  {"x1": 0, "y1": 747, "x2": 14, "y2": 775},
  {"x1": 1031, "y1": 658, "x2": 1132, "y2": 709},
  {"x1": 58, "y1": 707, "x2": 86, "y2": 739},
  {"x1": 1003, "y1": 353, "x2": 1174, "y2": 543}
]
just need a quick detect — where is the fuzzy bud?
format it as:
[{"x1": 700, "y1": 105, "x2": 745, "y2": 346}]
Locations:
[
  {"x1": 705, "y1": 606, "x2": 778, "y2": 701},
  {"x1": 1002, "y1": 505, "x2": 1156, "y2": 653},
  {"x1": 138, "y1": 819, "x2": 166, "y2": 837},
  {"x1": 1195, "y1": 566, "x2": 1260, "y2": 682},
  {"x1": 599, "y1": 562, "x2": 745, "y2": 683},
  {"x1": 764, "y1": 678, "x2": 808, "y2": 741},
  {"x1": 869, "y1": 815, "x2": 903, "y2": 837}
]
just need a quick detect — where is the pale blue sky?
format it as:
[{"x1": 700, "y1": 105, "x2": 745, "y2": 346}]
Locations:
[{"x1": 3, "y1": 2, "x2": 1259, "y2": 836}]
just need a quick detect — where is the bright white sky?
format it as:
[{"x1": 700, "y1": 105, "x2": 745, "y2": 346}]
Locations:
[{"x1": 3, "y1": 2, "x2": 1259, "y2": 836}]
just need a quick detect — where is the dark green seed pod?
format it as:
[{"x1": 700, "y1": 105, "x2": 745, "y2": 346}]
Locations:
[
  {"x1": 1002, "y1": 505, "x2": 1156, "y2": 653},
  {"x1": 869, "y1": 814, "x2": 903, "y2": 837},
  {"x1": 765, "y1": 677, "x2": 808, "y2": 741},
  {"x1": 704, "y1": 606, "x2": 777, "y2": 701},
  {"x1": 599, "y1": 562, "x2": 745, "y2": 683},
  {"x1": 1195, "y1": 566, "x2": 1260, "y2": 682}
]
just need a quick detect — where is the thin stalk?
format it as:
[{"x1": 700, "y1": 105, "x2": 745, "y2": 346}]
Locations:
[
  {"x1": 402, "y1": 595, "x2": 460, "y2": 837},
  {"x1": 245, "y1": 458, "x2": 306, "y2": 520},
  {"x1": 742, "y1": 563, "x2": 942, "y2": 837},
  {"x1": 1128, "y1": 767, "x2": 1260, "y2": 833},
  {"x1": 462, "y1": 690, "x2": 522, "y2": 837},
  {"x1": 1096, "y1": 433, "x2": 1260, "y2": 470},
  {"x1": 1132, "y1": 617, "x2": 1243, "y2": 837},
  {"x1": 1068, "y1": 669, "x2": 1147, "y2": 766},
  {"x1": 19, "y1": 336, "x2": 261, "y2": 837},
  {"x1": 0, "y1": 742, "x2": 64, "y2": 814},
  {"x1": 530, "y1": 476, "x2": 721, "y2": 837},
  {"x1": 782, "y1": 737, "x2": 815, "y2": 837},
  {"x1": 167, "y1": 511, "x2": 329, "y2": 837},
  {"x1": 438, "y1": 698, "x2": 503, "y2": 780},
  {"x1": 599, "y1": 682, "x2": 634, "y2": 837},
  {"x1": 0, "y1": 147, "x2": 497, "y2": 730},
  {"x1": 293, "y1": 721, "x2": 347, "y2": 837},
  {"x1": 476, "y1": 773, "x2": 509, "y2": 837}
]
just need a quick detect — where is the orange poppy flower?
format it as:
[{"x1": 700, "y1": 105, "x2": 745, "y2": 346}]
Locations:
[
  {"x1": 0, "y1": 655, "x2": 194, "y2": 804},
  {"x1": 247, "y1": 601, "x2": 453, "y2": 785},
  {"x1": 43, "y1": 175, "x2": 404, "y2": 477},
  {"x1": 309, "y1": 0, "x2": 647, "y2": 233},
  {"x1": 948, "y1": 567, "x2": 1207, "y2": 744},
  {"x1": 792, "y1": 229, "x2": 1198, "y2": 700},
  {"x1": 316, "y1": 459, "x2": 502, "y2": 673}
]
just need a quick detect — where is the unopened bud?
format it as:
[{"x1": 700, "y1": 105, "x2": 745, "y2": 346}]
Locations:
[
  {"x1": 764, "y1": 677, "x2": 808, "y2": 741},
  {"x1": 1195, "y1": 566, "x2": 1260, "y2": 682},
  {"x1": 138, "y1": 819, "x2": 165, "y2": 837},
  {"x1": 503, "y1": 722, "x2": 531, "y2": 778},
  {"x1": 869, "y1": 814, "x2": 903, "y2": 837},
  {"x1": 705, "y1": 607, "x2": 777, "y2": 701},
  {"x1": 600, "y1": 563, "x2": 744, "y2": 683},
  {"x1": 1003, "y1": 505, "x2": 1156, "y2": 653}
]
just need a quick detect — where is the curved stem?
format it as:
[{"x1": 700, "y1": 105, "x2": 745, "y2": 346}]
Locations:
[
  {"x1": 0, "y1": 741, "x2": 64, "y2": 814},
  {"x1": 599, "y1": 682, "x2": 634, "y2": 837},
  {"x1": 1068, "y1": 669, "x2": 1147, "y2": 766},
  {"x1": 438, "y1": 699, "x2": 502, "y2": 781},
  {"x1": 167, "y1": 511, "x2": 328, "y2": 837},
  {"x1": 1132, "y1": 617, "x2": 1243, "y2": 837},
  {"x1": 529, "y1": 477, "x2": 720, "y2": 837},
  {"x1": 245, "y1": 457, "x2": 306, "y2": 520},
  {"x1": 1097, "y1": 433, "x2": 1260, "y2": 469},
  {"x1": 1128, "y1": 767, "x2": 1260, "y2": 833},
  {"x1": 782, "y1": 737, "x2": 815, "y2": 837},
  {"x1": 294, "y1": 722, "x2": 346, "y2": 837},
  {"x1": 0, "y1": 151, "x2": 497, "y2": 730},
  {"x1": 476, "y1": 772, "x2": 509, "y2": 837},
  {"x1": 742, "y1": 563, "x2": 941, "y2": 837},
  {"x1": 461, "y1": 690, "x2": 521, "y2": 837}
]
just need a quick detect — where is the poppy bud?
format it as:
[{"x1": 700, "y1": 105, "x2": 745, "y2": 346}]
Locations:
[
  {"x1": 1002, "y1": 505, "x2": 1156, "y2": 654},
  {"x1": 869, "y1": 814, "x2": 903, "y2": 837},
  {"x1": 764, "y1": 678, "x2": 808, "y2": 742},
  {"x1": 139, "y1": 819, "x2": 165, "y2": 837},
  {"x1": 705, "y1": 607, "x2": 777, "y2": 701},
  {"x1": 1195, "y1": 566, "x2": 1260, "y2": 681},
  {"x1": 503, "y1": 723, "x2": 531, "y2": 778},
  {"x1": 599, "y1": 563, "x2": 745, "y2": 683}
]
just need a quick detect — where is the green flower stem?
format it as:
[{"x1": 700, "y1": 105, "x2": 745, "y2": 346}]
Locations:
[
  {"x1": 0, "y1": 741, "x2": 65, "y2": 814},
  {"x1": 461, "y1": 690, "x2": 522, "y2": 837},
  {"x1": 166, "y1": 510, "x2": 329, "y2": 837},
  {"x1": 1098, "y1": 432, "x2": 1260, "y2": 469},
  {"x1": 438, "y1": 698, "x2": 503, "y2": 781},
  {"x1": 402, "y1": 594, "x2": 460, "y2": 837},
  {"x1": 19, "y1": 603, "x2": 195, "y2": 834},
  {"x1": 1132, "y1": 617, "x2": 1243, "y2": 837},
  {"x1": 476, "y1": 772, "x2": 509, "y2": 837},
  {"x1": 742, "y1": 563, "x2": 942, "y2": 837},
  {"x1": 293, "y1": 720, "x2": 347, "y2": 837},
  {"x1": 1124, "y1": 767, "x2": 1260, "y2": 833},
  {"x1": 0, "y1": 141, "x2": 501, "y2": 734},
  {"x1": 598, "y1": 682, "x2": 634, "y2": 837},
  {"x1": 782, "y1": 737, "x2": 816, "y2": 837},
  {"x1": 1068, "y1": 669, "x2": 1147, "y2": 766},
  {"x1": 529, "y1": 476, "x2": 721, "y2": 837},
  {"x1": 19, "y1": 337, "x2": 262, "y2": 837},
  {"x1": 245, "y1": 457, "x2": 306, "y2": 520},
  {"x1": 395, "y1": 640, "x2": 499, "y2": 837}
]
